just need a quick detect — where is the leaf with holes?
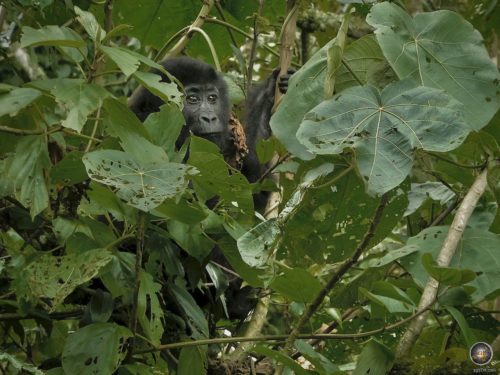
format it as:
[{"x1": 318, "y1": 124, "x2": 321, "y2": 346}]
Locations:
[
  {"x1": 83, "y1": 150, "x2": 197, "y2": 212},
  {"x1": 62, "y1": 323, "x2": 131, "y2": 375},
  {"x1": 297, "y1": 80, "x2": 470, "y2": 195},
  {"x1": 367, "y1": 2, "x2": 500, "y2": 129}
]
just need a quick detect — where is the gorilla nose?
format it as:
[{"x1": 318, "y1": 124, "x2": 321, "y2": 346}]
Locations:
[{"x1": 201, "y1": 115, "x2": 217, "y2": 125}]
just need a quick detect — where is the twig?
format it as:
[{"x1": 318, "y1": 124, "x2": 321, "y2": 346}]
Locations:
[
  {"x1": 133, "y1": 298, "x2": 435, "y2": 354},
  {"x1": 188, "y1": 27, "x2": 221, "y2": 71},
  {"x1": 104, "y1": 0, "x2": 113, "y2": 32},
  {"x1": 284, "y1": 193, "x2": 390, "y2": 350},
  {"x1": 214, "y1": 0, "x2": 238, "y2": 47},
  {"x1": 396, "y1": 167, "x2": 489, "y2": 359},
  {"x1": 126, "y1": 212, "x2": 146, "y2": 360},
  {"x1": 246, "y1": 0, "x2": 265, "y2": 96}
]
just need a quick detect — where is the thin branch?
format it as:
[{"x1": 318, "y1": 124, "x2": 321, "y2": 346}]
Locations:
[
  {"x1": 0, "y1": 125, "x2": 61, "y2": 135},
  {"x1": 246, "y1": 0, "x2": 265, "y2": 96},
  {"x1": 126, "y1": 213, "x2": 146, "y2": 360},
  {"x1": 396, "y1": 167, "x2": 489, "y2": 359},
  {"x1": 284, "y1": 193, "x2": 390, "y2": 350},
  {"x1": 0, "y1": 309, "x2": 84, "y2": 322},
  {"x1": 214, "y1": 0, "x2": 238, "y2": 47},
  {"x1": 188, "y1": 27, "x2": 221, "y2": 71},
  {"x1": 104, "y1": 0, "x2": 114, "y2": 32},
  {"x1": 133, "y1": 299, "x2": 435, "y2": 354},
  {"x1": 85, "y1": 106, "x2": 101, "y2": 152},
  {"x1": 429, "y1": 152, "x2": 487, "y2": 169}
]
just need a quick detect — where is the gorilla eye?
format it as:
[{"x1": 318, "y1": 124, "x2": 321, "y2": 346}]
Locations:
[
  {"x1": 186, "y1": 95, "x2": 200, "y2": 104},
  {"x1": 208, "y1": 94, "x2": 217, "y2": 104}
]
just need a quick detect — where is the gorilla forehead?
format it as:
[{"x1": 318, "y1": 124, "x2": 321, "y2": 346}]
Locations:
[{"x1": 163, "y1": 57, "x2": 226, "y2": 89}]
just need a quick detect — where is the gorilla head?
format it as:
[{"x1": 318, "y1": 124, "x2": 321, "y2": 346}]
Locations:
[{"x1": 131, "y1": 57, "x2": 232, "y2": 154}]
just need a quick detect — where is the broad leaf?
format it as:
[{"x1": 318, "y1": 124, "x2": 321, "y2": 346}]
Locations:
[
  {"x1": 297, "y1": 80, "x2": 470, "y2": 194},
  {"x1": 21, "y1": 25, "x2": 86, "y2": 48},
  {"x1": 169, "y1": 282, "x2": 209, "y2": 338},
  {"x1": 24, "y1": 249, "x2": 113, "y2": 310},
  {"x1": 446, "y1": 306, "x2": 477, "y2": 348},
  {"x1": 75, "y1": 6, "x2": 106, "y2": 42},
  {"x1": 353, "y1": 339, "x2": 394, "y2": 375},
  {"x1": 62, "y1": 323, "x2": 131, "y2": 375},
  {"x1": 270, "y1": 268, "x2": 322, "y2": 303},
  {"x1": 100, "y1": 46, "x2": 140, "y2": 77},
  {"x1": 405, "y1": 182, "x2": 455, "y2": 216},
  {"x1": 421, "y1": 253, "x2": 476, "y2": 286},
  {"x1": 400, "y1": 227, "x2": 500, "y2": 302},
  {"x1": 83, "y1": 150, "x2": 196, "y2": 211},
  {"x1": 51, "y1": 79, "x2": 110, "y2": 132},
  {"x1": 133, "y1": 71, "x2": 184, "y2": 109},
  {"x1": 0, "y1": 88, "x2": 41, "y2": 117},
  {"x1": 367, "y1": 2, "x2": 500, "y2": 129}
]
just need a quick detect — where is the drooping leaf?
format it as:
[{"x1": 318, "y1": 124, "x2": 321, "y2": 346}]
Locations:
[
  {"x1": 367, "y1": 2, "x2": 500, "y2": 129},
  {"x1": 4, "y1": 136, "x2": 50, "y2": 218},
  {"x1": 169, "y1": 281, "x2": 209, "y2": 338},
  {"x1": 178, "y1": 346, "x2": 208, "y2": 375},
  {"x1": 421, "y1": 253, "x2": 476, "y2": 286},
  {"x1": 297, "y1": 80, "x2": 470, "y2": 195},
  {"x1": 62, "y1": 323, "x2": 131, "y2": 375},
  {"x1": 137, "y1": 271, "x2": 164, "y2": 346},
  {"x1": 294, "y1": 340, "x2": 339, "y2": 375},
  {"x1": 446, "y1": 306, "x2": 477, "y2": 348},
  {"x1": 74, "y1": 5, "x2": 106, "y2": 42},
  {"x1": 21, "y1": 25, "x2": 86, "y2": 48},
  {"x1": 83, "y1": 150, "x2": 196, "y2": 211}
]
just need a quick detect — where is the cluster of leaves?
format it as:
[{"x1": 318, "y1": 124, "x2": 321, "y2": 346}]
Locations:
[{"x1": 0, "y1": 1, "x2": 499, "y2": 374}]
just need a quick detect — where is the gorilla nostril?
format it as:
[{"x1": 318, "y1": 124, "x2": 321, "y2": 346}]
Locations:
[{"x1": 201, "y1": 115, "x2": 217, "y2": 124}]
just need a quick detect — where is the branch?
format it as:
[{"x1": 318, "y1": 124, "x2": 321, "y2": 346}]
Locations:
[
  {"x1": 246, "y1": 0, "x2": 265, "y2": 96},
  {"x1": 396, "y1": 167, "x2": 489, "y2": 358},
  {"x1": 133, "y1": 299, "x2": 435, "y2": 354},
  {"x1": 284, "y1": 193, "x2": 390, "y2": 350}
]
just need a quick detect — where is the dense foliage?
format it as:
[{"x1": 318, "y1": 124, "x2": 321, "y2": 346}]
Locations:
[{"x1": 0, "y1": 1, "x2": 498, "y2": 374}]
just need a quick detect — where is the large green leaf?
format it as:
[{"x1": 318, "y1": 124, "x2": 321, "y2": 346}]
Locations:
[
  {"x1": 297, "y1": 80, "x2": 470, "y2": 195},
  {"x1": 83, "y1": 150, "x2": 196, "y2": 211},
  {"x1": 404, "y1": 182, "x2": 455, "y2": 216},
  {"x1": 62, "y1": 323, "x2": 131, "y2": 375},
  {"x1": 133, "y1": 71, "x2": 184, "y2": 109},
  {"x1": 399, "y1": 227, "x2": 500, "y2": 302},
  {"x1": 24, "y1": 249, "x2": 113, "y2": 310},
  {"x1": 21, "y1": 25, "x2": 86, "y2": 48},
  {"x1": 367, "y1": 2, "x2": 500, "y2": 129}
]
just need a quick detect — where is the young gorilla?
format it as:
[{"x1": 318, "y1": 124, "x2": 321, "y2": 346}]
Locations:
[{"x1": 130, "y1": 57, "x2": 286, "y2": 320}]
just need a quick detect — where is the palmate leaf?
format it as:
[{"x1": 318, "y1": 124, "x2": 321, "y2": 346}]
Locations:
[
  {"x1": 367, "y1": 2, "x2": 500, "y2": 130},
  {"x1": 297, "y1": 80, "x2": 470, "y2": 195},
  {"x1": 83, "y1": 150, "x2": 197, "y2": 212}
]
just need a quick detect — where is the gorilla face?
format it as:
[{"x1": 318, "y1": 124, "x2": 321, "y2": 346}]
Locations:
[{"x1": 183, "y1": 83, "x2": 227, "y2": 147}]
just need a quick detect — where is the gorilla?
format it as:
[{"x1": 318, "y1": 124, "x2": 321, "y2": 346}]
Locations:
[
  {"x1": 129, "y1": 57, "x2": 288, "y2": 320},
  {"x1": 130, "y1": 56, "x2": 289, "y2": 199}
]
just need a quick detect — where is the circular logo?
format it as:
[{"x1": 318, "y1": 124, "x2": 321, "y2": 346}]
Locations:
[{"x1": 469, "y1": 342, "x2": 493, "y2": 366}]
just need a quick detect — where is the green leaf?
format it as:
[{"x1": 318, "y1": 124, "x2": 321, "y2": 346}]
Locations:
[
  {"x1": 253, "y1": 346, "x2": 312, "y2": 375},
  {"x1": 405, "y1": 182, "x2": 455, "y2": 216},
  {"x1": 294, "y1": 340, "x2": 339, "y2": 374},
  {"x1": 0, "y1": 353, "x2": 44, "y2": 375},
  {"x1": 297, "y1": 80, "x2": 470, "y2": 195},
  {"x1": 88, "y1": 289, "x2": 114, "y2": 323},
  {"x1": 75, "y1": 5, "x2": 106, "y2": 42},
  {"x1": 50, "y1": 151, "x2": 88, "y2": 186},
  {"x1": 51, "y1": 79, "x2": 110, "y2": 132},
  {"x1": 21, "y1": 25, "x2": 86, "y2": 48},
  {"x1": 152, "y1": 197, "x2": 208, "y2": 224},
  {"x1": 421, "y1": 253, "x2": 476, "y2": 286},
  {"x1": 353, "y1": 339, "x2": 394, "y2": 375},
  {"x1": 400, "y1": 227, "x2": 500, "y2": 302},
  {"x1": 83, "y1": 150, "x2": 196, "y2": 211},
  {"x1": 137, "y1": 271, "x2": 164, "y2": 346},
  {"x1": 367, "y1": 3, "x2": 500, "y2": 129},
  {"x1": 237, "y1": 218, "x2": 280, "y2": 268},
  {"x1": 0, "y1": 88, "x2": 41, "y2": 117},
  {"x1": 325, "y1": 12, "x2": 351, "y2": 97},
  {"x1": 100, "y1": 45, "x2": 140, "y2": 77},
  {"x1": 4, "y1": 136, "x2": 50, "y2": 218},
  {"x1": 178, "y1": 346, "x2": 207, "y2": 375},
  {"x1": 446, "y1": 306, "x2": 477, "y2": 348},
  {"x1": 24, "y1": 249, "x2": 113, "y2": 310},
  {"x1": 104, "y1": 98, "x2": 168, "y2": 164},
  {"x1": 133, "y1": 71, "x2": 184, "y2": 108},
  {"x1": 62, "y1": 323, "x2": 131, "y2": 375},
  {"x1": 270, "y1": 268, "x2": 322, "y2": 303},
  {"x1": 360, "y1": 288, "x2": 413, "y2": 314},
  {"x1": 143, "y1": 103, "x2": 185, "y2": 160},
  {"x1": 169, "y1": 282, "x2": 209, "y2": 338},
  {"x1": 271, "y1": 38, "x2": 336, "y2": 160}
]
